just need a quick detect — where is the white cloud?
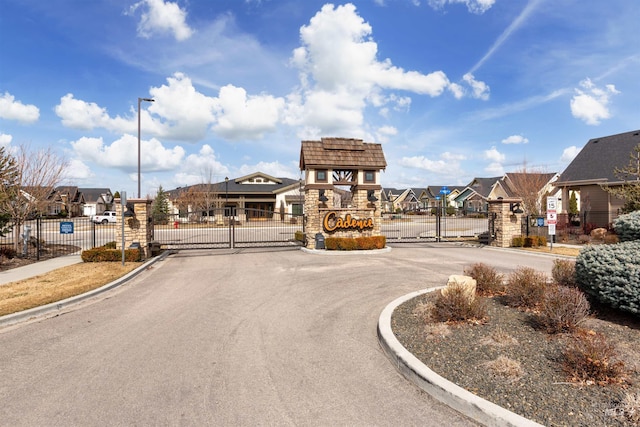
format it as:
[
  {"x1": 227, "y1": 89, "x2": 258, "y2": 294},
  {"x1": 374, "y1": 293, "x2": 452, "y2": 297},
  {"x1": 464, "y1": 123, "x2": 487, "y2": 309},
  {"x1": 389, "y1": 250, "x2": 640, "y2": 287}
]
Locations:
[
  {"x1": 0, "y1": 133, "x2": 12, "y2": 148},
  {"x1": 212, "y1": 85, "x2": 285, "y2": 140},
  {"x1": 70, "y1": 135, "x2": 185, "y2": 173},
  {"x1": 375, "y1": 125, "x2": 398, "y2": 143},
  {"x1": 483, "y1": 146, "x2": 505, "y2": 162},
  {"x1": 570, "y1": 78, "x2": 620, "y2": 125},
  {"x1": 428, "y1": 0, "x2": 495, "y2": 14},
  {"x1": 441, "y1": 151, "x2": 466, "y2": 161},
  {"x1": 0, "y1": 92, "x2": 39, "y2": 123},
  {"x1": 399, "y1": 151, "x2": 465, "y2": 176},
  {"x1": 485, "y1": 162, "x2": 504, "y2": 175},
  {"x1": 501, "y1": 135, "x2": 529, "y2": 144},
  {"x1": 128, "y1": 0, "x2": 193, "y2": 41},
  {"x1": 149, "y1": 72, "x2": 216, "y2": 141},
  {"x1": 63, "y1": 159, "x2": 93, "y2": 181},
  {"x1": 560, "y1": 145, "x2": 581, "y2": 163},
  {"x1": 287, "y1": 3, "x2": 455, "y2": 137},
  {"x1": 55, "y1": 94, "x2": 134, "y2": 132},
  {"x1": 173, "y1": 144, "x2": 229, "y2": 186},
  {"x1": 462, "y1": 73, "x2": 490, "y2": 100},
  {"x1": 237, "y1": 161, "x2": 298, "y2": 179},
  {"x1": 483, "y1": 146, "x2": 505, "y2": 175},
  {"x1": 56, "y1": 73, "x2": 283, "y2": 142}
]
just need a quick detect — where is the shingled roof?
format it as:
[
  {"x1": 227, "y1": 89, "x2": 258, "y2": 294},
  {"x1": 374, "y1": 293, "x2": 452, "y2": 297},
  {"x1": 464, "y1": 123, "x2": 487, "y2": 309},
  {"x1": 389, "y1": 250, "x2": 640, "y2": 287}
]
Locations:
[
  {"x1": 557, "y1": 129, "x2": 640, "y2": 184},
  {"x1": 299, "y1": 137, "x2": 387, "y2": 170}
]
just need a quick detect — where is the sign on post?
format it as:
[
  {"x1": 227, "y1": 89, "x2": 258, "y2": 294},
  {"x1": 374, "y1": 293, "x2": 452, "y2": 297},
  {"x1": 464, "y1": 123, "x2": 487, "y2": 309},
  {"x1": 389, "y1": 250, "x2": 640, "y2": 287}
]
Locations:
[
  {"x1": 546, "y1": 197, "x2": 558, "y2": 251},
  {"x1": 60, "y1": 221, "x2": 74, "y2": 234}
]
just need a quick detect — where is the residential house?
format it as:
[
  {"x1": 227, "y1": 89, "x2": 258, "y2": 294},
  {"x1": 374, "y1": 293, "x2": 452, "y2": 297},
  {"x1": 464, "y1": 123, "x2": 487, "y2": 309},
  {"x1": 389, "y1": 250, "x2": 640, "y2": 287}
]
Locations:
[
  {"x1": 381, "y1": 188, "x2": 420, "y2": 212},
  {"x1": 489, "y1": 172, "x2": 560, "y2": 215},
  {"x1": 45, "y1": 186, "x2": 84, "y2": 217},
  {"x1": 454, "y1": 177, "x2": 501, "y2": 214},
  {"x1": 420, "y1": 186, "x2": 465, "y2": 211},
  {"x1": 80, "y1": 188, "x2": 114, "y2": 217},
  {"x1": 554, "y1": 129, "x2": 640, "y2": 227},
  {"x1": 165, "y1": 172, "x2": 303, "y2": 222}
]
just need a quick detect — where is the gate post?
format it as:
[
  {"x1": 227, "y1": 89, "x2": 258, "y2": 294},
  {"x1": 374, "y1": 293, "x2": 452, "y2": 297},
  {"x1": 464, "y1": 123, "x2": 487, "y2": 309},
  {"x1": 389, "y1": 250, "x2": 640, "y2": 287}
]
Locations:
[
  {"x1": 115, "y1": 198, "x2": 153, "y2": 259},
  {"x1": 488, "y1": 198, "x2": 524, "y2": 248}
]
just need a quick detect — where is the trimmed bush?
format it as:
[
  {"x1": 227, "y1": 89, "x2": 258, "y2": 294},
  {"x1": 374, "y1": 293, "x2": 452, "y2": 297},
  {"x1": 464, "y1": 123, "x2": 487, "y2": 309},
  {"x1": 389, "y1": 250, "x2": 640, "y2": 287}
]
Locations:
[
  {"x1": 325, "y1": 236, "x2": 385, "y2": 250},
  {"x1": 294, "y1": 231, "x2": 305, "y2": 242},
  {"x1": 613, "y1": 210, "x2": 640, "y2": 242},
  {"x1": 536, "y1": 235, "x2": 547, "y2": 247},
  {"x1": 537, "y1": 285, "x2": 590, "y2": 334},
  {"x1": 511, "y1": 236, "x2": 524, "y2": 247},
  {"x1": 575, "y1": 240, "x2": 640, "y2": 316},
  {"x1": 0, "y1": 246, "x2": 17, "y2": 259},
  {"x1": 523, "y1": 236, "x2": 536, "y2": 247},
  {"x1": 463, "y1": 263, "x2": 505, "y2": 296},
  {"x1": 562, "y1": 329, "x2": 627, "y2": 386},
  {"x1": 430, "y1": 284, "x2": 487, "y2": 323},
  {"x1": 505, "y1": 266, "x2": 548, "y2": 309},
  {"x1": 81, "y1": 245, "x2": 142, "y2": 262},
  {"x1": 552, "y1": 259, "x2": 576, "y2": 287}
]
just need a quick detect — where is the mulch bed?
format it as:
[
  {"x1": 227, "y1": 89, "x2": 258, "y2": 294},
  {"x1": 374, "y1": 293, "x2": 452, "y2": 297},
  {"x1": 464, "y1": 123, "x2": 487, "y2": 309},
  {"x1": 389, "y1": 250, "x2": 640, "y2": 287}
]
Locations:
[
  {"x1": 0, "y1": 244, "x2": 80, "y2": 271},
  {"x1": 392, "y1": 292, "x2": 640, "y2": 426}
]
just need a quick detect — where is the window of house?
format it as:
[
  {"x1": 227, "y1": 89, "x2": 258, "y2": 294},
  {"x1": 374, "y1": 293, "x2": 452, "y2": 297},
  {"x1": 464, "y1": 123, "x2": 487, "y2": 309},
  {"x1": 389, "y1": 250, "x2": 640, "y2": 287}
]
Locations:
[
  {"x1": 364, "y1": 170, "x2": 375, "y2": 183},
  {"x1": 316, "y1": 170, "x2": 328, "y2": 182},
  {"x1": 292, "y1": 204, "x2": 303, "y2": 216}
]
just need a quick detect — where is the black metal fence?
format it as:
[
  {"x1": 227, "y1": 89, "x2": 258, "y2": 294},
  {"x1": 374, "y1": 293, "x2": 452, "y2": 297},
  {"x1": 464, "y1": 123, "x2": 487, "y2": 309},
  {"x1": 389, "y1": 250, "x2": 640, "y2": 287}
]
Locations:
[
  {"x1": 381, "y1": 212, "x2": 489, "y2": 242},
  {"x1": 155, "y1": 208, "x2": 305, "y2": 249},
  {"x1": 0, "y1": 217, "x2": 116, "y2": 260}
]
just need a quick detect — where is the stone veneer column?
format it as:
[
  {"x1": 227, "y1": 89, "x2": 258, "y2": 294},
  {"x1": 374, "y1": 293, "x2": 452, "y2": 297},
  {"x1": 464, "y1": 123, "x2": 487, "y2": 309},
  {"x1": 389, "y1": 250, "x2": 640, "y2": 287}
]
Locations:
[
  {"x1": 488, "y1": 198, "x2": 524, "y2": 248},
  {"x1": 304, "y1": 187, "x2": 382, "y2": 249},
  {"x1": 115, "y1": 198, "x2": 153, "y2": 259}
]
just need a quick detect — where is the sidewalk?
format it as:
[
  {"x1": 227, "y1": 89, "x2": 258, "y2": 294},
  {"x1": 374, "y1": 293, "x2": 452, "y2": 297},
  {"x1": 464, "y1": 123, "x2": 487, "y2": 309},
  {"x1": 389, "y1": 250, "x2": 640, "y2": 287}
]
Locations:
[{"x1": 0, "y1": 254, "x2": 83, "y2": 286}]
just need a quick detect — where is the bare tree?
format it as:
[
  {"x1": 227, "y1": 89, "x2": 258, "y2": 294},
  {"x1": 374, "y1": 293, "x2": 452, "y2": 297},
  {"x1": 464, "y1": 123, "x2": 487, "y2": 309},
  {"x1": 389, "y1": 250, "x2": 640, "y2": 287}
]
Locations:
[
  {"x1": 602, "y1": 143, "x2": 640, "y2": 214},
  {"x1": 506, "y1": 166, "x2": 554, "y2": 216},
  {"x1": 0, "y1": 146, "x2": 19, "y2": 238},
  {"x1": 0, "y1": 145, "x2": 68, "y2": 251}
]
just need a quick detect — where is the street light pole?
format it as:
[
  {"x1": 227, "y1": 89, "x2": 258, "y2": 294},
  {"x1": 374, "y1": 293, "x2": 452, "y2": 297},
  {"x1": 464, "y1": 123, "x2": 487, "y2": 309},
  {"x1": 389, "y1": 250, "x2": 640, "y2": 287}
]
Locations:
[
  {"x1": 225, "y1": 177, "x2": 229, "y2": 215},
  {"x1": 137, "y1": 97, "x2": 154, "y2": 198}
]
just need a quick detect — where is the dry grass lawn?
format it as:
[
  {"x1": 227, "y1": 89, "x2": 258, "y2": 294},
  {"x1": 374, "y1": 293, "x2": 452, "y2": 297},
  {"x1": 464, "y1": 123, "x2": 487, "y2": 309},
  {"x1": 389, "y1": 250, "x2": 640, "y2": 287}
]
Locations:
[
  {"x1": 519, "y1": 246, "x2": 581, "y2": 257},
  {"x1": 0, "y1": 262, "x2": 140, "y2": 317}
]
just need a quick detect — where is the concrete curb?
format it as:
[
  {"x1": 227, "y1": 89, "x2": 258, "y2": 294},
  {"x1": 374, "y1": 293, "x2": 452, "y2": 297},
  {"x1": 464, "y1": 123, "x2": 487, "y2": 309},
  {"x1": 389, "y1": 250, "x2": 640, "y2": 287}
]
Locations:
[
  {"x1": 377, "y1": 287, "x2": 544, "y2": 427},
  {"x1": 300, "y1": 246, "x2": 392, "y2": 255},
  {"x1": 0, "y1": 251, "x2": 172, "y2": 329}
]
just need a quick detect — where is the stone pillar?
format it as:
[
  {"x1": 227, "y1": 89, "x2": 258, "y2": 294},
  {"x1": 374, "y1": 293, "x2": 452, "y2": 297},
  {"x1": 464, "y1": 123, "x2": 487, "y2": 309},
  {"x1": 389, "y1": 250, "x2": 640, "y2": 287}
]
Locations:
[
  {"x1": 303, "y1": 187, "x2": 382, "y2": 249},
  {"x1": 115, "y1": 198, "x2": 153, "y2": 259},
  {"x1": 488, "y1": 198, "x2": 524, "y2": 248}
]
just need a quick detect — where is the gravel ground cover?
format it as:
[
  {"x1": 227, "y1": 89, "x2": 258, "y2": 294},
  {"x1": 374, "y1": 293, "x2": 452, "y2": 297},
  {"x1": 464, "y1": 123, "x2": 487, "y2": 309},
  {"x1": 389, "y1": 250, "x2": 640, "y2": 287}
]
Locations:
[{"x1": 392, "y1": 292, "x2": 640, "y2": 426}]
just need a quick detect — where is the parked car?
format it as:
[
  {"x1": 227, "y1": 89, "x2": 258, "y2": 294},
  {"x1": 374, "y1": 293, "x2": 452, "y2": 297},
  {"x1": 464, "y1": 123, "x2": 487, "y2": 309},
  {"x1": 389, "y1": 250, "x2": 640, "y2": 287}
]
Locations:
[{"x1": 92, "y1": 211, "x2": 117, "y2": 224}]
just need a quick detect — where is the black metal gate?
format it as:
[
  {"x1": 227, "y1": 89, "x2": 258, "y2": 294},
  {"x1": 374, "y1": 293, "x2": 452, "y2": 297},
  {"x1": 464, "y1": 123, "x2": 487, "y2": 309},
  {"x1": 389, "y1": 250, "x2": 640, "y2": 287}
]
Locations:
[
  {"x1": 155, "y1": 208, "x2": 305, "y2": 250},
  {"x1": 382, "y1": 211, "x2": 490, "y2": 243}
]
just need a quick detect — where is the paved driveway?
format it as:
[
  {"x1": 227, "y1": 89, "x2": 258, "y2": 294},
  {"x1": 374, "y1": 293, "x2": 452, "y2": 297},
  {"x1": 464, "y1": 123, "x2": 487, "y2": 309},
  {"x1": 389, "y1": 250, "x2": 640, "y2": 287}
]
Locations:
[{"x1": 0, "y1": 244, "x2": 556, "y2": 426}]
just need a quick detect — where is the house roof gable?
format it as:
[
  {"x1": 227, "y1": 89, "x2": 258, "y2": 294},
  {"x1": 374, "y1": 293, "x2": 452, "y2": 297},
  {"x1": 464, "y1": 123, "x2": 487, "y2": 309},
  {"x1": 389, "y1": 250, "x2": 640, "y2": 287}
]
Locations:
[{"x1": 558, "y1": 129, "x2": 640, "y2": 184}]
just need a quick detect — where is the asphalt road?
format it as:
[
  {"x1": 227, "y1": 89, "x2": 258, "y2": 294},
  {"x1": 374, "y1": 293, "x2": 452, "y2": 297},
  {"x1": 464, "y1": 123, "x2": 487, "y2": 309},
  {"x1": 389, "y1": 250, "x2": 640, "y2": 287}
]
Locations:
[{"x1": 0, "y1": 244, "x2": 557, "y2": 426}]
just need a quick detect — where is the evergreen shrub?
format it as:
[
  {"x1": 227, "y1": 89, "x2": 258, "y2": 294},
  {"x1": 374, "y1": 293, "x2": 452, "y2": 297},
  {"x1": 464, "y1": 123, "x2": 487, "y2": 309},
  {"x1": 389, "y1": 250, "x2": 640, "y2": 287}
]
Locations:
[
  {"x1": 325, "y1": 236, "x2": 385, "y2": 250},
  {"x1": 81, "y1": 244, "x2": 142, "y2": 262},
  {"x1": 511, "y1": 236, "x2": 524, "y2": 247},
  {"x1": 613, "y1": 211, "x2": 640, "y2": 242},
  {"x1": 575, "y1": 240, "x2": 640, "y2": 316}
]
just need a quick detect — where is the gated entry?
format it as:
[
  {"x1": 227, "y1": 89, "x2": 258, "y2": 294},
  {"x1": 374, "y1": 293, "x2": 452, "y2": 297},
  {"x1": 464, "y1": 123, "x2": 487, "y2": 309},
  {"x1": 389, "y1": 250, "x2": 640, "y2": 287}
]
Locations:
[
  {"x1": 381, "y1": 212, "x2": 489, "y2": 242},
  {"x1": 155, "y1": 208, "x2": 304, "y2": 250}
]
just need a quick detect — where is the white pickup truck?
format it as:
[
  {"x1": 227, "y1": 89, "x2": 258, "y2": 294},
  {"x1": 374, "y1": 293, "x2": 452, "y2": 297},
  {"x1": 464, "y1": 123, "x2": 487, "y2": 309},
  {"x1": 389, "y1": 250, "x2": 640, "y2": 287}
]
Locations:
[{"x1": 92, "y1": 211, "x2": 117, "y2": 224}]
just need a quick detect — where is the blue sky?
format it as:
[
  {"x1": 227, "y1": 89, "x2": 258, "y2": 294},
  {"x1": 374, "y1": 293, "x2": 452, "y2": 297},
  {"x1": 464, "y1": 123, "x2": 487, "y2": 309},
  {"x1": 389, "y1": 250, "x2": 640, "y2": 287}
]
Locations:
[{"x1": 1, "y1": 0, "x2": 638, "y2": 197}]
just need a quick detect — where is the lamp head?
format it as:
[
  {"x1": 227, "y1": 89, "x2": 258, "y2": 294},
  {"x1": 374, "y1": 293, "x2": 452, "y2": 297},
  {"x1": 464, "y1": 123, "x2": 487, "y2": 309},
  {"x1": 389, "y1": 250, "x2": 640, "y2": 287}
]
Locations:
[
  {"x1": 123, "y1": 202, "x2": 136, "y2": 218},
  {"x1": 510, "y1": 202, "x2": 524, "y2": 214}
]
